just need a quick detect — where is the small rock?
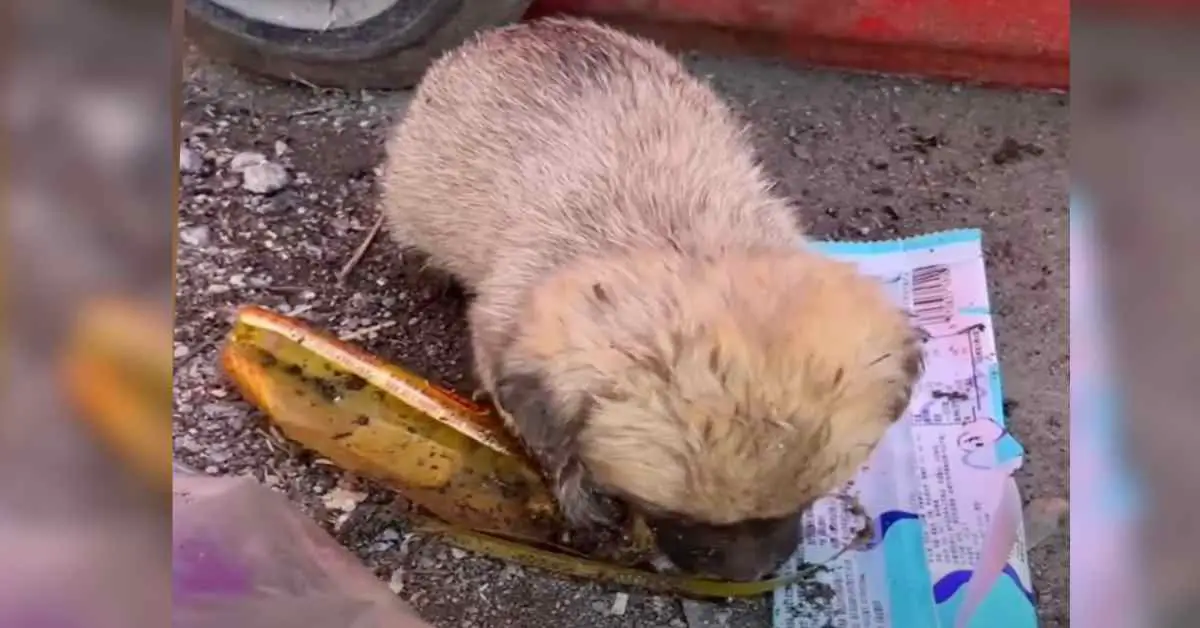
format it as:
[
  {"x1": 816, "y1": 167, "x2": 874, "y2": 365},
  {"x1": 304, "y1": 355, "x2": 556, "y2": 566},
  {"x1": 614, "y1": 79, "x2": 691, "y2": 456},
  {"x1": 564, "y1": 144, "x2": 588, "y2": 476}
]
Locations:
[
  {"x1": 274, "y1": 140, "x2": 290, "y2": 157},
  {"x1": 321, "y1": 487, "x2": 368, "y2": 512},
  {"x1": 682, "y1": 600, "x2": 730, "y2": 628},
  {"x1": 388, "y1": 569, "x2": 405, "y2": 594},
  {"x1": 610, "y1": 593, "x2": 629, "y2": 616},
  {"x1": 179, "y1": 225, "x2": 211, "y2": 247},
  {"x1": 329, "y1": 216, "x2": 352, "y2": 236},
  {"x1": 179, "y1": 146, "x2": 205, "y2": 174},
  {"x1": 173, "y1": 344, "x2": 190, "y2": 358},
  {"x1": 175, "y1": 436, "x2": 205, "y2": 454},
  {"x1": 449, "y1": 548, "x2": 467, "y2": 560},
  {"x1": 242, "y1": 162, "x2": 290, "y2": 195},
  {"x1": 230, "y1": 151, "x2": 267, "y2": 172},
  {"x1": 202, "y1": 402, "x2": 238, "y2": 417},
  {"x1": 380, "y1": 528, "x2": 401, "y2": 542},
  {"x1": 500, "y1": 565, "x2": 524, "y2": 580}
]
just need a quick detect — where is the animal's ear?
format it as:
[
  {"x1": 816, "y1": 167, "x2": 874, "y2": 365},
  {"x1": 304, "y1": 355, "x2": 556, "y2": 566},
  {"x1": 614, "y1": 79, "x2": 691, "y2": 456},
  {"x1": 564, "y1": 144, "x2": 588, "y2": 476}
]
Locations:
[{"x1": 493, "y1": 368, "x2": 621, "y2": 528}]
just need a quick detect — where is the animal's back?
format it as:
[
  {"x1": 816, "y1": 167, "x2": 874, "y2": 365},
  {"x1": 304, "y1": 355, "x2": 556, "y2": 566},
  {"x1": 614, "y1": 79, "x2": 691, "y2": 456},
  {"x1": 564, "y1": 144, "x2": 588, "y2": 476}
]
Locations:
[{"x1": 380, "y1": 18, "x2": 799, "y2": 288}]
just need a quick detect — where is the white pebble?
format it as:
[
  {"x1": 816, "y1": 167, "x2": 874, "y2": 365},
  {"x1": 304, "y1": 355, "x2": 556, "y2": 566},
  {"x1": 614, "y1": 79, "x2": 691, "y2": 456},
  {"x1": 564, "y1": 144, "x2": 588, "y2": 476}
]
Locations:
[
  {"x1": 179, "y1": 146, "x2": 205, "y2": 174},
  {"x1": 230, "y1": 151, "x2": 267, "y2": 171},
  {"x1": 179, "y1": 225, "x2": 210, "y2": 248},
  {"x1": 241, "y1": 162, "x2": 290, "y2": 195},
  {"x1": 321, "y1": 487, "x2": 368, "y2": 512},
  {"x1": 388, "y1": 569, "x2": 405, "y2": 594}
]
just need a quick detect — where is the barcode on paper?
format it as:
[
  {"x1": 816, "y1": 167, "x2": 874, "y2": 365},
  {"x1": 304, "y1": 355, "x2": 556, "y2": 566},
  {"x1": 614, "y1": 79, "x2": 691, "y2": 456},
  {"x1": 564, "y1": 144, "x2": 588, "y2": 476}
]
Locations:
[{"x1": 911, "y1": 264, "x2": 953, "y2": 327}]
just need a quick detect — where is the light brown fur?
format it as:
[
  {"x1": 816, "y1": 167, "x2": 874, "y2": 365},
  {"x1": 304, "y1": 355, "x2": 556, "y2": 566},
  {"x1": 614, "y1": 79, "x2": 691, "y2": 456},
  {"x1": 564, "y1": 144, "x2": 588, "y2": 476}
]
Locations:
[{"x1": 379, "y1": 17, "x2": 922, "y2": 580}]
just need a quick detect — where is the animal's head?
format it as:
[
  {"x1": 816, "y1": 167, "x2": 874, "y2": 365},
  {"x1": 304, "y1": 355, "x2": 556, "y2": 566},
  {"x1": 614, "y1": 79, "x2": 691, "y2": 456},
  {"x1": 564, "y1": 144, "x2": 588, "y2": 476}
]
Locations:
[{"x1": 493, "y1": 248, "x2": 923, "y2": 580}]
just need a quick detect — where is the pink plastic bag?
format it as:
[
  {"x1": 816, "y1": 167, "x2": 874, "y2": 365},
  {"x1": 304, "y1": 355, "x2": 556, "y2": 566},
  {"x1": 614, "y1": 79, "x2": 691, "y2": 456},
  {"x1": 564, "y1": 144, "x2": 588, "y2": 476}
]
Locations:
[{"x1": 173, "y1": 468, "x2": 433, "y2": 628}]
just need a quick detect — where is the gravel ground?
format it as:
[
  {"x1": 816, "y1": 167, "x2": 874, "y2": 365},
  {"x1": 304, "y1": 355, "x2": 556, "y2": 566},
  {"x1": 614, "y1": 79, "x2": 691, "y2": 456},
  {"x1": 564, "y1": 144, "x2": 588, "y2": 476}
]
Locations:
[{"x1": 175, "y1": 43, "x2": 1068, "y2": 627}]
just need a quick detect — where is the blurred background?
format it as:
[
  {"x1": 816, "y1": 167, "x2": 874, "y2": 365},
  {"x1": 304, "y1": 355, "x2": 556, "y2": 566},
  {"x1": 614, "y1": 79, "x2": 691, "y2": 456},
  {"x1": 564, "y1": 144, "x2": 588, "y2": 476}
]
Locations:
[
  {"x1": 6, "y1": 0, "x2": 1199, "y2": 625},
  {"x1": 1073, "y1": 5, "x2": 1200, "y2": 627},
  {"x1": 4, "y1": 0, "x2": 173, "y2": 625}
]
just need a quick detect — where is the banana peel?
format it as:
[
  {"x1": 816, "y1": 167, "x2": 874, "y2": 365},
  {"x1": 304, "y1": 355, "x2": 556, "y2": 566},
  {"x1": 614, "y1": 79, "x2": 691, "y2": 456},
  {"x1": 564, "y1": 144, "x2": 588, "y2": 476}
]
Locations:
[
  {"x1": 221, "y1": 305, "x2": 832, "y2": 598},
  {"x1": 222, "y1": 306, "x2": 566, "y2": 546}
]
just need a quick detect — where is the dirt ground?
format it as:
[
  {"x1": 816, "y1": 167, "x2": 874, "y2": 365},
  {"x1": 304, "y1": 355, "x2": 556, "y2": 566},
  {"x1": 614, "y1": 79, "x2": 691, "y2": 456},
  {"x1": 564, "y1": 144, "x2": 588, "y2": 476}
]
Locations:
[{"x1": 175, "y1": 43, "x2": 1068, "y2": 627}]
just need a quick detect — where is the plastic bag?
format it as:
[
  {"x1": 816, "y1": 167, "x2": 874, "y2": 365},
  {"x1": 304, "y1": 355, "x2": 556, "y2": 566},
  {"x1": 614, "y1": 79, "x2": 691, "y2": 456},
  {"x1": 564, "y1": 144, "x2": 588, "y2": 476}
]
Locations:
[{"x1": 173, "y1": 467, "x2": 433, "y2": 628}]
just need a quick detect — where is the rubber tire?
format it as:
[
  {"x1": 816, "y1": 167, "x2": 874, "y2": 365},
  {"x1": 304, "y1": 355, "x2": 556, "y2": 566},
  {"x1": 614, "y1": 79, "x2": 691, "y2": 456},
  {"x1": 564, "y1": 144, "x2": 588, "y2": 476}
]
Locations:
[{"x1": 185, "y1": 0, "x2": 534, "y2": 90}]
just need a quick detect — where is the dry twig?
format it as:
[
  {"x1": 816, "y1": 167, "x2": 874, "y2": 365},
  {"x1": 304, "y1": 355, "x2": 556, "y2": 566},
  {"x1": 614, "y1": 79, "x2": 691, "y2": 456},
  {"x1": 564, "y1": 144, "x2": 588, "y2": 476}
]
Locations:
[{"x1": 337, "y1": 214, "x2": 384, "y2": 285}]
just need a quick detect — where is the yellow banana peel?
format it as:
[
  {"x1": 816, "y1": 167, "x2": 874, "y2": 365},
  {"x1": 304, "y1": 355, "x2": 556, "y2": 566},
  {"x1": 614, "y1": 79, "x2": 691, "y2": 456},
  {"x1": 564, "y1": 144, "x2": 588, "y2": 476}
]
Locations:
[
  {"x1": 221, "y1": 305, "x2": 831, "y2": 598},
  {"x1": 222, "y1": 306, "x2": 564, "y2": 545}
]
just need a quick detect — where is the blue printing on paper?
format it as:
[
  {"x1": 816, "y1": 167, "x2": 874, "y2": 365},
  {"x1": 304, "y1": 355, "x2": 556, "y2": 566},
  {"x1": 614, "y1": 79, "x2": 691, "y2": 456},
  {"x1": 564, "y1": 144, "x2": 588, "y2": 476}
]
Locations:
[{"x1": 778, "y1": 228, "x2": 1033, "y2": 628}]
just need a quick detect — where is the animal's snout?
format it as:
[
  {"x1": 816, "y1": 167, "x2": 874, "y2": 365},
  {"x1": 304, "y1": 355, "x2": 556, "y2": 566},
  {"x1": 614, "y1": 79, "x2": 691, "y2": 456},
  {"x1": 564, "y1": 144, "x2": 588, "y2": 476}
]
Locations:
[{"x1": 645, "y1": 512, "x2": 801, "y2": 582}]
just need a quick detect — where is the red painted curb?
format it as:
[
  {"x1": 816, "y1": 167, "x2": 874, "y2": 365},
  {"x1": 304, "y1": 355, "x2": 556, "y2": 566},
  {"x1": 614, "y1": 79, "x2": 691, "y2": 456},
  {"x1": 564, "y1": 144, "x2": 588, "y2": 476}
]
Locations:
[{"x1": 526, "y1": 0, "x2": 1069, "y2": 90}]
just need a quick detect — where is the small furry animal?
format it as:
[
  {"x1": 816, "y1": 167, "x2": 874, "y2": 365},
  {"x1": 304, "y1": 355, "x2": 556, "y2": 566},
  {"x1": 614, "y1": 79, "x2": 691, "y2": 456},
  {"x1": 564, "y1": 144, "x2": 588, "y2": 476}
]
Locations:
[{"x1": 379, "y1": 17, "x2": 923, "y2": 581}]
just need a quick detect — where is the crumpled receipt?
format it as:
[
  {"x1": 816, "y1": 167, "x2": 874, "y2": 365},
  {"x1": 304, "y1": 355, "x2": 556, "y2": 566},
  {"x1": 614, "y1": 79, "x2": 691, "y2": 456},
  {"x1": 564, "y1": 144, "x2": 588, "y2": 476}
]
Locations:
[{"x1": 774, "y1": 230, "x2": 1037, "y2": 628}]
